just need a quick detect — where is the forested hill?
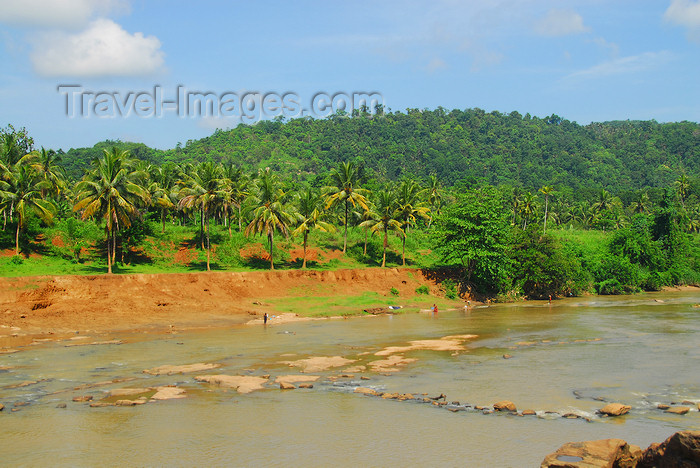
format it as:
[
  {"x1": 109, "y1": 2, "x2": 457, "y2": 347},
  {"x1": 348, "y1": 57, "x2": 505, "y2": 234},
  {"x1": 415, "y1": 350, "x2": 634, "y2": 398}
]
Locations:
[{"x1": 61, "y1": 108, "x2": 700, "y2": 195}]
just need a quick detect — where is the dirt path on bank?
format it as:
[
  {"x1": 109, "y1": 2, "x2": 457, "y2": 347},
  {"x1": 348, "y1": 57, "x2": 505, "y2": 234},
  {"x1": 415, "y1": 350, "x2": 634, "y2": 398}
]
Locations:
[{"x1": 0, "y1": 268, "x2": 447, "y2": 345}]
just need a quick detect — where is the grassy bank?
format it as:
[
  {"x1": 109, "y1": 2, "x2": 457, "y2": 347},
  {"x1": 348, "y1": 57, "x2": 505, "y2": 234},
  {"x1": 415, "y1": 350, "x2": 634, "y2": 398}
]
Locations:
[{"x1": 0, "y1": 218, "x2": 441, "y2": 277}]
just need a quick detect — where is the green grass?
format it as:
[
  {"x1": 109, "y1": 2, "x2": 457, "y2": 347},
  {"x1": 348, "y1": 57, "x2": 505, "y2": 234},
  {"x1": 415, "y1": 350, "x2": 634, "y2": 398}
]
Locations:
[
  {"x1": 265, "y1": 291, "x2": 454, "y2": 317},
  {"x1": 0, "y1": 219, "x2": 442, "y2": 277}
]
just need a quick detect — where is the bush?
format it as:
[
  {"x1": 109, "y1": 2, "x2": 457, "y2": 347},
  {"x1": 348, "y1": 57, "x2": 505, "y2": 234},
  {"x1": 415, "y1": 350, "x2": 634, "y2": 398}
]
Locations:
[
  {"x1": 9, "y1": 255, "x2": 23, "y2": 265},
  {"x1": 593, "y1": 254, "x2": 642, "y2": 294},
  {"x1": 390, "y1": 287, "x2": 399, "y2": 296},
  {"x1": 509, "y1": 227, "x2": 588, "y2": 298},
  {"x1": 415, "y1": 285, "x2": 429, "y2": 295},
  {"x1": 441, "y1": 279, "x2": 457, "y2": 299}
]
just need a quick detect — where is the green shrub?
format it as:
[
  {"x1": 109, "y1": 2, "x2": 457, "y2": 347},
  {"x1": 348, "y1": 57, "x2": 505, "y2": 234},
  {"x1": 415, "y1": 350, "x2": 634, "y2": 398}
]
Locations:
[
  {"x1": 441, "y1": 279, "x2": 457, "y2": 299},
  {"x1": 415, "y1": 285, "x2": 429, "y2": 295},
  {"x1": 390, "y1": 287, "x2": 399, "y2": 296},
  {"x1": 9, "y1": 255, "x2": 23, "y2": 265}
]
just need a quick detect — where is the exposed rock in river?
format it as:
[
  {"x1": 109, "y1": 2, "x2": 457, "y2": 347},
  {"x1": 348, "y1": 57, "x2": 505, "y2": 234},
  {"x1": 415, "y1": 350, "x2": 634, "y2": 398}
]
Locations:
[
  {"x1": 665, "y1": 406, "x2": 690, "y2": 415},
  {"x1": 598, "y1": 403, "x2": 631, "y2": 416},
  {"x1": 274, "y1": 375, "x2": 320, "y2": 385},
  {"x1": 143, "y1": 363, "x2": 221, "y2": 375},
  {"x1": 194, "y1": 375, "x2": 269, "y2": 394},
  {"x1": 542, "y1": 431, "x2": 700, "y2": 468},
  {"x1": 150, "y1": 386, "x2": 186, "y2": 400},
  {"x1": 494, "y1": 400, "x2": 517, "y2": 412},
  {"x1": 637, "y1": 431, "x2": 700, "y2": 467},
  {"x1": 541, "y1": 439, "x2": 641, "y2": 467},
  {"x1": 281, "y1": 356, "x2": 355, "y2": 373}
]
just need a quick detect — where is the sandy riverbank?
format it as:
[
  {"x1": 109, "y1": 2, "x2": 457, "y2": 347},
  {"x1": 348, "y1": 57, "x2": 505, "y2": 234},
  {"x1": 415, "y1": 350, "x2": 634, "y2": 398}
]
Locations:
[{"x1": 0, "y1": 268, "x2": 448, "y2": 347}]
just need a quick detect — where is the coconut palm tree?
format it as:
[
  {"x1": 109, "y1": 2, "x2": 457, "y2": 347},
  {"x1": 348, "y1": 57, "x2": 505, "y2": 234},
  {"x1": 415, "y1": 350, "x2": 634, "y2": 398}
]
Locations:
[
  {"x1": 30, "y1": 147, "x2": 66, "y2": 198},
  {"x1": 360, "y1": 189, "x2": 403, "y2": 267},
  {"x1": 425, "y1": 175, "x2": 442, "y2": 229},
  {"x1": 245, "y1": 168, "x2": 295, "y2": 270},
  {"x1": 220, "y1": 162, "x2": 249, "y2": 234},
  {"x1": 0, "y1": 155, "x2": 55, "y2": 255},
  {"x1": 73, "y1": 147, "x2": 149, "y2": 274},
  {"x1": 353, "y1": 205, "x2": 377, "y2": 256},
  {"x1": 324, "y1": 161, "x2": 369, "y2": 253},
  {"x1": 178, "y1": 162, "x2": 224, "y2": 271},
  {"x1": 630, "y1": 191, "x2": 651, "y2": 214},
  {"x1": 539, "y1": 185, "x2": 554, "y2": 234},
  {"x1": 148, "y1": 163, "x2": 178, "y2": 233},
  {"x1": 396, "y1": 179, "x2": 429, "y2": 265},
  {"x1": 592, "y1": 189, "x2": 614, "y2": 214},
  {"x1": 519, "y1": 191, "x2": 537, "y2": 229},
  {"x1": 292, "y1": 187, "x2": 335, "y2": 268},
  {"x1": 674, "y1": 173, "x2": 690, "y2": 209}
]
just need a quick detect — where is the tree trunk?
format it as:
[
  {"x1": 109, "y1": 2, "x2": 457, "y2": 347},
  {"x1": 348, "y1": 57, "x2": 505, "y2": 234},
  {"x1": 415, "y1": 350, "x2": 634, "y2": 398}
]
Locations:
[
  {"x1": 161, "y1": 209, "x2": 166, "y2": 233},
  {"x1": 402, "y1": 235, "x2": 406, "y2": 266},
  {"x1": 205, "y1": 211, "x2": 211, "y2": 271},
  {"x1": 343, "y1": 200, "x2": 348, "y2": 253},
  {"x1": 381, "y1": 227, "x2": 387, "y2": 268},
  {"x1": 302, "y1": 231, "x2": 307, "y2": 269},
  {"x1": 107, "y1": 231, "x2": 112, "y2": 274},
  {"x1": 543, "y1": 196, "x2": 549, "y2": 235},
  {"x1": 363, "y1": 229, "x2": 368, "y2": 255},
  {"x1": 112, "y1": 231, "x2": 117, "y2": 269},
  {"x1": 269, "y1": 231, "x2": 275, "y2": 270},
  {"x1": 200, "y1": 207, "x2": 205, "y2": 250},
  {"x1": 238, "y1": 206, "x2": 242, "y2": 232},
  {"x1": 15, "y1": 222, "x2": 20, "y2": 255}
]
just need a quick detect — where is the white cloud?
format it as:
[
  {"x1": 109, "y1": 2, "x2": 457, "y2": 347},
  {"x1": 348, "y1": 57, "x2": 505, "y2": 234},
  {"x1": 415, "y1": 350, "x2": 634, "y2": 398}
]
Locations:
[
  {"x1": 31, "y1": 18, "x2": 165, "y2": 77},
  {"x1": 664, "y1": 0, "x2": 700, "y2": 28},
  {"x1": 534, "y1": 9, "x2": 589, "y2": 37},
  {"x1": 565, "y1": 51, "x2": 674, "y2": 81},
  {"x1": 0, "y1": 0, "x2": 128, "y2": 29}
]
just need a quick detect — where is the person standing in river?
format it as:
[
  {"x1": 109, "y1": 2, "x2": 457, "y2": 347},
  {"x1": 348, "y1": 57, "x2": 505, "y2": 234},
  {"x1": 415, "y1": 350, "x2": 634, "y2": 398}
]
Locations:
[{"x1": 263, "y1": 313, "x2": 268, "y2": 324}]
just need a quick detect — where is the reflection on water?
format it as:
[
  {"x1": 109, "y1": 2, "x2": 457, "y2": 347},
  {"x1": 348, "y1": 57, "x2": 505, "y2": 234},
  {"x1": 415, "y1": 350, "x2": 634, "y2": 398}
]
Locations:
[{"x1": 1, "y1": 291, "x2": 699, "y2": 467}]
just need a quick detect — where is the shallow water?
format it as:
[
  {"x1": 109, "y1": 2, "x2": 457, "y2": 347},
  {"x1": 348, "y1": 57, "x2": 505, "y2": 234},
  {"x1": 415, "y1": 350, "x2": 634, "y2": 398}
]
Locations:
[{"x1": 1, "y1": 291, "x2": 699, "y2": 467}]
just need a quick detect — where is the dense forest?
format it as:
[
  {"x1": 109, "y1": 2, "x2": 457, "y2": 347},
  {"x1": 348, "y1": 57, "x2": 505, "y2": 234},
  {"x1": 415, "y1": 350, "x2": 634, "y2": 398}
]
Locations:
[
  {"x1": 1, "y1": 107, "x2": 699, "y2": 300},
  {"x1": 59, "y1": 108, "x2": 700, "y2": 199}
]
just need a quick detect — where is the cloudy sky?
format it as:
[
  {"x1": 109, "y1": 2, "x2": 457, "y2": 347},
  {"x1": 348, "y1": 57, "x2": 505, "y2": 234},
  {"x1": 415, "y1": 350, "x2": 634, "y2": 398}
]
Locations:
[{"x1": 1, "y1": 0, "x2": 699, "y2": 151}]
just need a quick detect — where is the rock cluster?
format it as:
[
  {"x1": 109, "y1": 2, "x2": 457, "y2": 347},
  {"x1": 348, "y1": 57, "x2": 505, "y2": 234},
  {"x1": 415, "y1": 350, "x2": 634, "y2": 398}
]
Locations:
[{"x1": 541, "y1": 431, "x2": 700, "y2": 468}]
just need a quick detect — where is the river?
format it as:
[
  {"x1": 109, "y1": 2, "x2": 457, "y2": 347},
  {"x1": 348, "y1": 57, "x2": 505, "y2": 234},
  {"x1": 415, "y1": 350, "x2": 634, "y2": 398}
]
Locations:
[{"x1": 1, "y1": 291, "x2": 699, "y2": 467}]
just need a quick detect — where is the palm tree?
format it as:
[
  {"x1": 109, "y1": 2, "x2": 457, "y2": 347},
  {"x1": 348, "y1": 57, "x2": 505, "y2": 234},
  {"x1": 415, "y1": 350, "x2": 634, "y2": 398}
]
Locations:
[
  {"x1": 292, "y1": 187, "x2": 335, "y2": 268},
  {"x1": 178, "y1": 162, "x2": 224, "y2": 271},
  {"x1": 396, "y1": 179, "x2": 429, "y2": 265},
  {"x1": 592, "y1": 189, "x2": 614, "y2": 214},
  {"x1": 31, "y1": 147, "x2": 66, "y2": 198},
  {"x1": 245, "y1": 168, "x2": 295, "y2": 270},
  {"x1": 360, "y1": 189, "x2": 403, "y2": 267},
  {"x1": 674, "y1": 173, "x2": 690, "y2": 209},
  {"x1": 148, "y1": 163, "x2": 177, "y2": 233},
  {"x1": 73, "y1": 147, "x2": 149, "y2": 274},
  {"x1": 353, "y1": 205, "x2": 377, "y2": 255},
  {"x1": 519, "y1": 192, "x2": 537, "y2": 229},
  {"x1": 220, "y1": 162, "x2": 249, "y2": 234},
  {"x1": 630, "y1": 191, "x2": 651, "y2": 214},
  {"x1": 324, "y1": 161, "x2": 369, "y2": 253},
  {"x1": 0, "y1": 155, "x2": 55, "y2": 255},
  {"x1": 539, "y1": 185, "x2": 554, "y2": 234},
  {"x1": 425, "y1": 175, "x2": 442, "y2": 229}
]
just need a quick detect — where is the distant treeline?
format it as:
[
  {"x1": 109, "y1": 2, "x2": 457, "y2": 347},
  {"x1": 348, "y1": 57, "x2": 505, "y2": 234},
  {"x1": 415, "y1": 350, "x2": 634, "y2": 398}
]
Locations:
[{"x1": 57, "y1": 108, "x2": 700, "y2": 199}]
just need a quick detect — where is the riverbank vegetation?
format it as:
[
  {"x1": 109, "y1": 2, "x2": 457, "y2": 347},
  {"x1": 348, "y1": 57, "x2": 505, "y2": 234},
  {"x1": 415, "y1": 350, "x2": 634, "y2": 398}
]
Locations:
[{"x1": 1, "y1": 109, "x2": 699, "y2": 299}]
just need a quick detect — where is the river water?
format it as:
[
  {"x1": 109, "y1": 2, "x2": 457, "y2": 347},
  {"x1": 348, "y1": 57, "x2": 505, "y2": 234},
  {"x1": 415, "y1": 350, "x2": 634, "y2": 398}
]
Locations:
[{"x1": 1, "y1": 292, "x2": 699, "y2": 467}]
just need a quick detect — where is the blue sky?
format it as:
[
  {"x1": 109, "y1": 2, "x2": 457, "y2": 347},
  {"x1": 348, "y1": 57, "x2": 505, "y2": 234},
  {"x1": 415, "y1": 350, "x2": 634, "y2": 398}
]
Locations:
[{"x1": 1, "y1": 0, "x2": 699, "y2": 151}]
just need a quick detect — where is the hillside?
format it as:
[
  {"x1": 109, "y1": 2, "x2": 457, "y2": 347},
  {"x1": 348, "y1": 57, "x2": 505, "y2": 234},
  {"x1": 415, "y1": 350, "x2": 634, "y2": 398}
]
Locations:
[{"x1": 61, "y1": 108, "x2": 700, "y2": 196}]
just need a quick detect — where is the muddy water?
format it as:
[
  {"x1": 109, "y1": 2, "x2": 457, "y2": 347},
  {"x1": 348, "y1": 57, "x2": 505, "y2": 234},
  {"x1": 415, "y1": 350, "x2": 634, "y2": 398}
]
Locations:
[{"x1": 1, "y1": 292, "x2": 699, "y2": 467}]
